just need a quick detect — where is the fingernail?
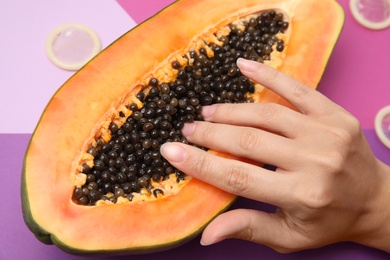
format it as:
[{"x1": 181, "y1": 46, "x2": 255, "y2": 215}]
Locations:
[
  {"x1": 181, "y1": 122, "x2": 196, "y2": 137},
  {"x1": 200, "y1": 236, "x2": 222, "y2": 246},
  {"x1": 160, "y1": 143, "x2": 186, "y2": 163},
  {"x1": 201, "y1": 105, "x2": 217, "y2": 120},
  {"x1": 237, "y1": 58, "x2": 261, "y2": 72},
  {"x1": 200, "y1": 239, "x2": 211, "y2": 246}
]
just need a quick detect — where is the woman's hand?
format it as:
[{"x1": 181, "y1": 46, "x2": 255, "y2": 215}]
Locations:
[{"x1": 160, "y1": 58, "x2": 390, "y2": 253}]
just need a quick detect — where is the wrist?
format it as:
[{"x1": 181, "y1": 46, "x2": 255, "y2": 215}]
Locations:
[{"x1": 353, "y1": 160, "x2": 390, "y2": 253}]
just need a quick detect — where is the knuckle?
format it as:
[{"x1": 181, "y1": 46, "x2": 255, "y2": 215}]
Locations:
[
  {"x1": 291, "y1": 82, "x2": 310, "y2": 98},
  {"x1": 325, "y1": 151, "x2": 345, "y2": 174},
  {"x1": 236, "y1": 227, "x2": 254, "y2": 242},
  {"x1": 224, "y1": 165, "x2": 250, "y2": 194},
  {"x1": 329, "y1": 127, "x2": 353, "y2": 147},
  {"x1": 316, "y1": 133, "x2": 351, "y2": 172},
  {"x1": 237, "y1": 129, "x2": 259, "y2": 152},
  {"x1": 343, "y1": 113, "x2": 362, "y2": 138},
  {"x1": 189, "y1": 151, "x2": 214, "y2": 179},
  {"x1": 315, "y1": 113, "x2": 363, "y2": 174},
  {"x1": 196, "y1": 123, "x2": 216, "y2": 144},
  {"x1": 325, "y1": 112, "x2": 361, "y2": 147},
  {"x1": 288, "y1": 167, "x2": 334, "y2": 210},
  {"x1": 309, "y1": 150, "x2": 344, "y2": 175},
  {"x1": 266, "y1": 65, "x2": 280, "y2": 83},
  {"x1": 294, "y1": 181, "x2": 333, "y2": 210},
  {"x1": 220, "y1": 104, "x2": 237, "y2": 122},
  {"x1": 254, "y1": 103, "x2": 281, "y2": 124},
  {"x1": 304, "y1": 187, "x2": 332, "y2": 209}
]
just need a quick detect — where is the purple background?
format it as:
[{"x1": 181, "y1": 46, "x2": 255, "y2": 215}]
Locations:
[{"x1": 1, "y1": 0, "x2": 389, "y2": 259}]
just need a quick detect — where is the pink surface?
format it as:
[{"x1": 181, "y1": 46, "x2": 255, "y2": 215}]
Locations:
[
  {"x1": 0, "y1": 0, "x2": 135, "y2": 133},
  {"x1": 117, "y1": 0, "x2": 390, "y2": 129},
  {"x1": 116, "y1": 0, "x2": 175, "y2": 24}
]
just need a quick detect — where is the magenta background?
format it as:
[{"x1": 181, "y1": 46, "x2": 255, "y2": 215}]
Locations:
[{"x1": 1, "y1": 0, "x2": 390, "y2": 259}]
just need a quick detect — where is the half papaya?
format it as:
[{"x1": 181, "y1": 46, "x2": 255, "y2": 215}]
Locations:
[{"x1": 22, "y1": 0, "x2": 344, "y2": 255}]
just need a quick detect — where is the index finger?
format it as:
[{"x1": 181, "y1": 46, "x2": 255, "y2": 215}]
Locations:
[{"x1": 237, "y1": 58, "x2": 333, "y2": 115}]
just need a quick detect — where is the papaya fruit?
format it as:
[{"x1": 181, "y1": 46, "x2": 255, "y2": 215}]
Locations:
[{"x1": 21, "y1": 0, "x2": 344, "y2": 255}]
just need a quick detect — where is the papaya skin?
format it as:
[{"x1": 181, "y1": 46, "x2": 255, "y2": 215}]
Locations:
[{"x1": 21, "y1": 0, "x2": 344, "y2": 255}]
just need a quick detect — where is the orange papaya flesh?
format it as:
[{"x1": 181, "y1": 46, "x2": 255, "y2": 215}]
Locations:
[{"x1": 22, "y1": 0, "x2": 344, "y2": 255}]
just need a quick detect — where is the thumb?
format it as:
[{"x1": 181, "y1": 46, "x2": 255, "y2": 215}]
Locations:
[{"x1": 200, "y1": 208, "x2": 298, "y2": 253}]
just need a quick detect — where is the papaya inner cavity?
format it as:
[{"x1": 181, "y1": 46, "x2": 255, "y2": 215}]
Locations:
[{"x1": 72, "y1": 10, "x2": 290, "y2": 206}]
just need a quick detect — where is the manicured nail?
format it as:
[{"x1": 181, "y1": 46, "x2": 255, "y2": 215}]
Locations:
[
  {"x1": 160, "y1": 143, "x2": 186, "y2": 163},
  {"x1": 181, "y1": 122, "x2": 196, "y2": 137},
  {"x1": 237, "y1": 58, "x2": 261, "y2": 72},
  {"x1": 201, "y1": 105, "x2": 217, "y2": 120}
]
